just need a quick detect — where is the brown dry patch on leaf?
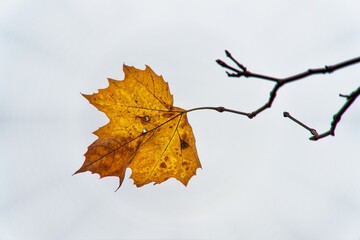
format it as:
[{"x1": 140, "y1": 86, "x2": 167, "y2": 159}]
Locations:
[{"x1": 75, "y1": 65, "x2": 201, "y2": 188}]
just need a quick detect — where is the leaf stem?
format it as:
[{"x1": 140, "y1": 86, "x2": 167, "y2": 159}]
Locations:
[{"x1": 186, "y1": 106, "x2": 249, "y2": 117}]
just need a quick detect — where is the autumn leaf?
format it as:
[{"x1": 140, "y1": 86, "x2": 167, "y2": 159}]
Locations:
[{"x1": 75, "y1": 65, "x2": 201, "y2": 188}]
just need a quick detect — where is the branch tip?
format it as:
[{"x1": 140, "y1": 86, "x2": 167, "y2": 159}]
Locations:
[
  {"x1": 339, "y1": 93, "x2": 350, "y2": 99},
  {"x1": 225, "y1": 50, "x2": 231, "y2": 57},
  {"x1": 216, "y1": 59, "x2": 226, "y2": 67}
]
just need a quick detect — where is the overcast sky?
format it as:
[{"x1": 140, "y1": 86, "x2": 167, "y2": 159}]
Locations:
[{"x1": 1, "y1": 0, "x2": 360, "y2": 239}]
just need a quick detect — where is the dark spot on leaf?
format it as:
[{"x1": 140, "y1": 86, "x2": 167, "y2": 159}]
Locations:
[
  {"x1": 160, "y1": 162, "x2": 167, "y2": 168},
  {"x1": 164, "y1": 156, "x2": 169, "y2": 161},
  {"x1": 136, "y1": 115, "x2": 151, "y2": 124},
  {"x1": 181, "y1": 139, "x2": 189, "y2": 149}
]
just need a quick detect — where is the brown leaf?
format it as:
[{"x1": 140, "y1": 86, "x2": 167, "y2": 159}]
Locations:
[{"x1": 75, "y1": 65, "x2": 201, "y2": 188}]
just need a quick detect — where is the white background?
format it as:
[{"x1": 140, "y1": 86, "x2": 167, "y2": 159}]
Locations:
[{"x1": 1, "y1": 0, "x2": 360, "y2": 239}]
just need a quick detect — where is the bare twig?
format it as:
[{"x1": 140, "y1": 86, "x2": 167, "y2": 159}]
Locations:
[
  {"x1": 283, "y1": 87, "x2": 359, "y2": 140},
  {"x1": 283, "y1": 112, "x2": 318, "y2": 136},
  {"x1": 216, "y1": 50, "x2": 360, "y2": 140}
]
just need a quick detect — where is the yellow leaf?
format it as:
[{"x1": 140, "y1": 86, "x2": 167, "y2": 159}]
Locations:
[{"x1": 75, "y1": 65, "x2": 201, "y2": 188}]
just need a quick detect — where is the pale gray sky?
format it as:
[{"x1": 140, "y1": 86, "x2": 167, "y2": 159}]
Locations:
[{"x1": 1, "y1": 0, "x2": 360, "y2": 239}]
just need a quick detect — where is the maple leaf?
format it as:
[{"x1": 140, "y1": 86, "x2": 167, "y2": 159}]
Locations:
[{"x1": 75, "y1": 65, "x2": 201, "y2": 188}]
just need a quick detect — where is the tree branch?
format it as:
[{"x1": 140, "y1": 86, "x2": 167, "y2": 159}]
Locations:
[
  {"x1": 216, "y1": 50, "x2": 360, "y2": 140},
  {"x1": 283, "y1": 87, "x2": 360, "y2": 140}
]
